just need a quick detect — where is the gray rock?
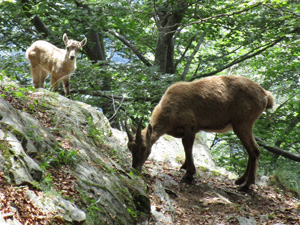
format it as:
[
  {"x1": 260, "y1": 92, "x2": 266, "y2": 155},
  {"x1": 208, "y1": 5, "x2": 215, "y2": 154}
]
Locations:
[
  {"x1": 237, "y1": 216, "x2": 257, "y2": 225},
  {"x1": 150, "y1": 133, "x2": 216, "y2": 170},
  {"x1": 0, "y1": 77, "x2": 218, "y2": 225},
  {"x1": 151, "y1": 181, "x2": 175, "y2": 224},
  {"x1": 0, "y1": 79, "x2": 151, "y2": 224},
  {"x1": 25, "y1": 189, "x2": 86, "y2": 223}
]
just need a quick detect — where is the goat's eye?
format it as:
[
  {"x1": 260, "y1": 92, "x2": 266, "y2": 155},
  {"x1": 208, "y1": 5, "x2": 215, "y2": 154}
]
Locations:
[{"x1": 66, "y1": 47, "x2": 70, "y2": 51}]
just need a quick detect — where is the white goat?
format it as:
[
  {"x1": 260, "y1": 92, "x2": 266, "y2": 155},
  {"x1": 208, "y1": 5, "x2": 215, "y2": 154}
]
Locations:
[{"x1": 26, "y1": 33, "x2": 87, "y2": 97}]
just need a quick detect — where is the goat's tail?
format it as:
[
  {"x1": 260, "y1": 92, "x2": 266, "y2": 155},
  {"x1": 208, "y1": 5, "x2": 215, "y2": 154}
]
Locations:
[{"x1": 265, "y1": 91, "x2": 274, "y2": 109}]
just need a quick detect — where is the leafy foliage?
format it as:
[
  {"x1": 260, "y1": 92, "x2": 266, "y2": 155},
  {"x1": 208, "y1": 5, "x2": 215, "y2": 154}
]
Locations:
[{"x1": 1, "y1": 0, "x2": 300, "y2": 194}]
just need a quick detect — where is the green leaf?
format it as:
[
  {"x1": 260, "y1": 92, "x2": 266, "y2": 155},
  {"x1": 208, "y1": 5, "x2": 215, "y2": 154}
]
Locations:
[{"x1": 14, "y1": 92, "x2": 24, "y2": 98}]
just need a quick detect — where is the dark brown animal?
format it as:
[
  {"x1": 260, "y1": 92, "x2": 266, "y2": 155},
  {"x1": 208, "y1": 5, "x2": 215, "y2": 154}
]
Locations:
[{"x1": 126, "y1": 75, "x2": 274, "y2": 191}]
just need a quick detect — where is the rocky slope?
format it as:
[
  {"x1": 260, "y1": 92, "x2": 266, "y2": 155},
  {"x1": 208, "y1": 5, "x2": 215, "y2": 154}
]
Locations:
[
  {"x1": 0, "y1": 76, "x2": 218, "y2": 224},
  {"x1": 1, "y1": 76, "x2": 299, "y2": 225},
  {"x1": 0, "y1": 77, "x2": 150, "y2": 224}
]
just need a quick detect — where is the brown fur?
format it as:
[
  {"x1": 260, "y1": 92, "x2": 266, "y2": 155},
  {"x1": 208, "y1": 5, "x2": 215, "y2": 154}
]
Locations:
[
  {"x1": 126, "y1": 75, "x2": 274, "y2": 191},
  {"x1": 26, "y1": 34, "x2": 87, "y2": 97}
]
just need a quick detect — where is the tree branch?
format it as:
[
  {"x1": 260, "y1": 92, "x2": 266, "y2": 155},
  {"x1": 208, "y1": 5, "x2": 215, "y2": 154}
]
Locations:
[
  {"x1": 175, "y1": 31, "x2": 199, "y2": 68},
  {"x1": 190, "y1": 35, "x2": 285, "y2": 81},
  {"x1": 105, "y1": 29, "x2": 153, "y2": 67},
  {"x1": 185, "y1": 2, "x2": 263, "y2": 29},
  {"x1": 256, "y1": 138, "x2": 300, "y2": 163},
  {"x1": 21, "y1": 0, "x2": 51, "y2": 38},
  {"x1": 275, "y1": 92, "x2": 300, "y2": 113},
  {"x1": 72, "y1": 89, "x2": 127, "y2": 101},
  {"x1": 109, "y1": 94, "x2": 125, "y2": 121},
  {"x1": 181, "y1": 31, "x2": 205, "y2": 80},
  {"x1": 72, "y1": 89, "x2": 154, "y2": 102}
]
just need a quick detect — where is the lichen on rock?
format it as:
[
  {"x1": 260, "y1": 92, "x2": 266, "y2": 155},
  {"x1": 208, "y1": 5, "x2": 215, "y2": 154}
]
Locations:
[{"x1": 0, "y1": 78, "x2": 150, "y2": 224}]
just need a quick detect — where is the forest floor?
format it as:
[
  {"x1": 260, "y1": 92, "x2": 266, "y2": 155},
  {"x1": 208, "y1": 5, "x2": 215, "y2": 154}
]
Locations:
[
  {"x1": 1, "y1": 86, "x2": 300, "y2": 224},
  {"x1": 1, "y1": 161, "x2": 299, "y2": 225},
  {"x1": 144, "y1": 161, "x2": 300, "y2": 225}
]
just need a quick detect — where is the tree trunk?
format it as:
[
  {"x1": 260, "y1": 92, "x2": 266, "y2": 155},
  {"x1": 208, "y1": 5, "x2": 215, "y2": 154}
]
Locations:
[
  {"x1": 85, "y1": 31, "x2": 106, "y2": 62},
  {"x1": 154, "y1": 0, "x2": 188, "y2": 75}
]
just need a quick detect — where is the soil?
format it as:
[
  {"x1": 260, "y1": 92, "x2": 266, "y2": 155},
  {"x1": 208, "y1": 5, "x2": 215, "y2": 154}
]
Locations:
[
  {"x1": 1, "y1": 86, "x2": 300, "y2": 224},
  {"x1": 144, "y1": 161, "x2": 300, "y2": 225}
]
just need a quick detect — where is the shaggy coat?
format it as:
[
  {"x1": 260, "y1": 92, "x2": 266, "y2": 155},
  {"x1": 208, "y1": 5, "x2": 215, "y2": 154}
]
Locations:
[
  {"x1": 26, "y1": 34, "x2": 87, "y2": 97},
  {"x1": 126, "y1": 75, "x2": 274, "y2": 191}
]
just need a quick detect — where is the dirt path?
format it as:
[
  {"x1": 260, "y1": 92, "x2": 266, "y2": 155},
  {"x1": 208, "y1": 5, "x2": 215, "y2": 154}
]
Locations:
[{"x1": 144, "y1": 162, "x2": 300, "y2": 224}]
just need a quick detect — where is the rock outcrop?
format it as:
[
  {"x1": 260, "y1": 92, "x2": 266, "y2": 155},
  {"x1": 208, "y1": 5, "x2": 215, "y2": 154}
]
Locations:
[
  {"x1": 0, "y1": 77, "x2": 150, "y2": 224},
  {"x1": 0, "y1": 76, "x2": 217, "y2": 224}
]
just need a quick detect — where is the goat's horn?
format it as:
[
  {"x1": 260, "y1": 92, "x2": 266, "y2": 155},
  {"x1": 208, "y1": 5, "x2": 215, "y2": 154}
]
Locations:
[
  {"x1": 136, "y1": 117, "x2": 143, "y2": 143},
  {"x1": 125, "y1": 119, "x2": 134, "y2": 142},
  {"x1": 131, "y1": 124, "x2": 137, "y2": 134}
]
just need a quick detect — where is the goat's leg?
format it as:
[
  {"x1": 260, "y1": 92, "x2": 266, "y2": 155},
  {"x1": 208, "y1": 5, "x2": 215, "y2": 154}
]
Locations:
[
  {"x1": 39, "y1": 70, "x2": 48, "y2": 88},
  {"x1": 50, "y1": 76, "x2": 60, "y2": 93},
  {"x1": 62, "y1": 76, "x2": 70, "y2": 98},
  {"x1": 180, "y1": 161, "x2": 187, "y2": 170},
  {"x1": 180, "y1": 131, "x2": 196, "y2": 184},
  {"x1": 31, "y1": 66, "x2": 43, "y2": 88},
  {"x1": 233, "y1": 125, "x2": 260, "y2": 191}
]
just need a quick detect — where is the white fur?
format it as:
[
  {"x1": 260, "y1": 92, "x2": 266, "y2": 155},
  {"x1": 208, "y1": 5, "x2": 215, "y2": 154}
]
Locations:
[{"x1": 26, "y1": 34, "x2": 87, "y2": 97}]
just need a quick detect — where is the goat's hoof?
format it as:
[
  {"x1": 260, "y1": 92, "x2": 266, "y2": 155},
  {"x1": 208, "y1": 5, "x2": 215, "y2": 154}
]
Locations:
[
  {"x1": 235, "y1": 178, "x2": 245, "y2": 185},
  {"x1": 238, "y1": 184, "x2": 251, "y2": 192},
  {"x1": 180, "y1": 175, "x2": 193, "y2": 184},
  {"x1": 180, "y1": 164, "x2": 187, "y2": 170}
]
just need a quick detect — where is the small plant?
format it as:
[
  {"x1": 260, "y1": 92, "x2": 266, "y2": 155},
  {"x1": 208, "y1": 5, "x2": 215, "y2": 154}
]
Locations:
[
  {"x1": 87, "y1": 117, "x2": 104, "y2": 146},
  {"x1": 80, "y1": 192, "x2": 104, "y2": 224},
  {"x1": 57, "y1": 148, "x2": 79, "y2": 167},
  {"x1": 127, "y1": 208, "x2": 138, "y2": 219},
  {"x1": 41, "y1": 173, "x2": 54, "y2": 191},
  {"x1": 13, "y1": 91, "x2": 25, "y2": 98},
  {"x1": 41, "y1": 145, "x2": 79, "y2": 169}
]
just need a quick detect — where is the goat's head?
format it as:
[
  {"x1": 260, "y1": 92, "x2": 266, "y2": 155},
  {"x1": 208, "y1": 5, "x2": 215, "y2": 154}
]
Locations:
[
  {"x1": 63, "y1": 33, "x2": 87, "y2": 61},
  {"x1": 125, "y1": 118, "x2": 153, "y2": 172}
]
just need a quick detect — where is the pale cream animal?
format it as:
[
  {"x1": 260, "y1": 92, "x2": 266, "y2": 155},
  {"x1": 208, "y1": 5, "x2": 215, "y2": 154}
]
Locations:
[{"x1": 26, "y1": 34, "x2": 87, "y2": 97}]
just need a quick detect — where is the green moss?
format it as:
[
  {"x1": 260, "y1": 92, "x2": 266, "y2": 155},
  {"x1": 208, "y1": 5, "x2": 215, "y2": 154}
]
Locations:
[
  {"x1": 87, "y1": 117, "x2": 105, "y2": 147},
  {"x1": 0, "y1": 140, "x2": 14, "y2": 175},
  {"x1": 0, "y1": 122, "x2": 27, "y2": 148},
  {"x1": 199, "y1": 166, "x2": 210, "y2": 172},
  {"x1": 0, "y1": 141, "x2": 13, "y2": 160},
  {"x1": 211, "y1": 170, "x2": 222, "y2": 176},
  {"x1": 81, "y1": 179, "x2": 110, "y2": 192},
  {"x1": 118, "y1": 173, "x2": 150, "y2": 222},
  {"x1": 79, "y1": 190, "x2": 108, "y2": 225}
]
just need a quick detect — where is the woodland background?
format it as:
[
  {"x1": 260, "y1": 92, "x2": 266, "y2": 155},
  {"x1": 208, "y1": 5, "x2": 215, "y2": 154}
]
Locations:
[{"x1": 1, "y1": 0, "x2": 300, "y2": 196}]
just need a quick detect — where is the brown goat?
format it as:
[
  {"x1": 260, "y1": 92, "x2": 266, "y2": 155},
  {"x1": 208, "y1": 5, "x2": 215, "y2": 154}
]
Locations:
[
  {"x1": 26, "y1": 34, "x2": 87, "y2": 97},
  {"x1": 126, "y1": 75, "x2": 274, "y2": 191}
]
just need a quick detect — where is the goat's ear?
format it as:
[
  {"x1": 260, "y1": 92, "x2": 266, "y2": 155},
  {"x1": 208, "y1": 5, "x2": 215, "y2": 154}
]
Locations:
[
  {"x1": 80, "y1": 37, "x2": 87, "y2": 48},
  {"x1": 125, "y1": 119, "x2": 134, "y2": 142},
  {"x1": 146, "y1": 124, "x2": 152, "y2": 140},
  {"x1": 131, "y1": 124, "x2": 137, "y2": 134},
  {"x1": 135, "y1": 117, "x2": 143, "y2": 144},
  {"x1": 63, "y1": 33, "x2": 68, "y2": 45}
]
